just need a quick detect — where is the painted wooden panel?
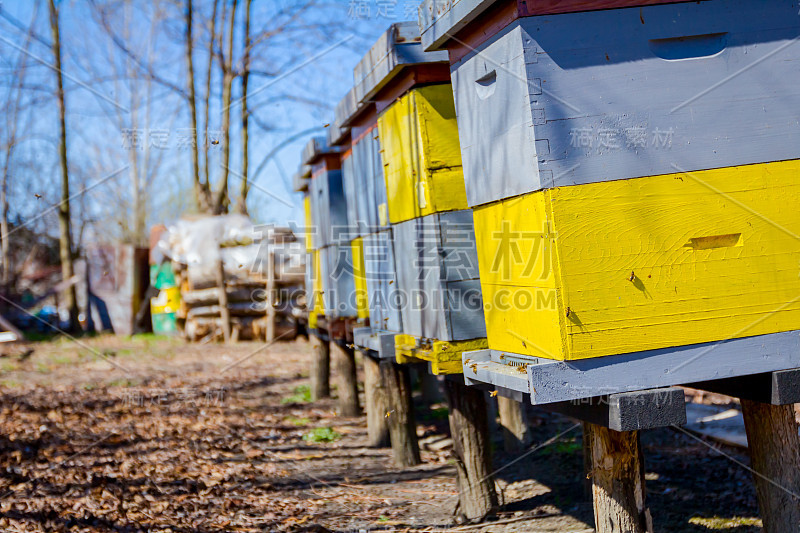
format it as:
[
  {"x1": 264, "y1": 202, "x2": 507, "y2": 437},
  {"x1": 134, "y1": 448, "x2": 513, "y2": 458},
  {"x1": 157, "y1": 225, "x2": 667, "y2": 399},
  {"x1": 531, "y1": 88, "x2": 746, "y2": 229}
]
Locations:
[
  {"x1": 302, "y1": 195, "x2": 315, "y2": 251},
  {"x1": 393, "y1": 210, "x2": 486, "y2": 341},
  {"x1": 476, "y1": 159, "x2": 800, "y2": 361},
  {"x1": 452, "y1": 0, "x2": 800, "y2": 207},
  {"x1": 395, "y1": 334, "x2": 488, "y2": 374},
  {"x1": 363, "y1": 230, "x2": 403, "y2": 333},
  {"x1": 307, "y1": 250, "x2": 324, "y2": 328},
  {"x1": 320, "y1": 244, "x2": 357, "y2": 319},
  {"x1": 309, "y1": 169, "x2": 350, "y2": 248},
  {"x1": 351, "y1": 237, "x2": 369, "y2": 320},
  {"x1": 378, "y1": 84, "x2": 468, "y2": 224}
]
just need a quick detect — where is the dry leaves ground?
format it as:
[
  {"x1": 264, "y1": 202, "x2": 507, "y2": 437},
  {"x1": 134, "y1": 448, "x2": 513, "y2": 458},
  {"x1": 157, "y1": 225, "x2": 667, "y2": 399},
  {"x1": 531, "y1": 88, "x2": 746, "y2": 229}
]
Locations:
[{"x1": 0, "y1": 335, "x2": 763, "y2": 532}]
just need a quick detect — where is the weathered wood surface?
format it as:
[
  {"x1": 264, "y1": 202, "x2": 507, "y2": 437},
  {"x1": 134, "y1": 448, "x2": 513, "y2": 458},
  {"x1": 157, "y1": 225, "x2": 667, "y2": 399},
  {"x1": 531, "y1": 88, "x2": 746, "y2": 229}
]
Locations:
[
  {"x1": 740, "y1": 399, "x2": 800, "y2": 533},
  {"x1": 266, "y1": 250, "x2": 276, "y2": 342},
  {"x1": 332, "y1": 342, "x2": 360, "y2": 417},
  {"x1": 384, "y1": 361, "x2": 421, "y2": 467},
  {"x1": 497, "y1": 395, "x2": 530, "y2": 453},
  {"x1": 445, "y1": 376, "x2": 497, "y2": 522},
  {"x1": 182, "y1": 287, "x2": 260, "y2": 307},
  {"x1": 364, "y1": 353, "x2": 390, "y2": 447},
  {"x1": 215, "y1": 259, "x2": 231, "y2": 342},
  {"x1": 310, "y1": 335, "x2": 330, "y2": 401},
  {"x1": 585, "y1": 423, "x2": 653, "y2": 533}
]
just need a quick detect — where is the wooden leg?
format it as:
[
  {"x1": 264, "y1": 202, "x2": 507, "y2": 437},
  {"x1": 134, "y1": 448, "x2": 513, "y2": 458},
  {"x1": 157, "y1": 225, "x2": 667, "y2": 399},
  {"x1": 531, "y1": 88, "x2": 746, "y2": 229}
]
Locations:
[
  {"x1": 740, "y1": 399, "x2": 800, "y2": 533},
  {"x1": 420, "y1": 371, "x2": 443, "y2": 404},
  {"x1": 310, "y1": 335, "x2": 330, "y2": 401},
  {"x1": 384, "y1": 361, "x2": 421, "y2": 467},
  {"x1": 445, "y1": 376, "x2": 498, "y2": 523},
  {"x1": 332, "y1": 341, "x2": 360, "y2": 417},
  {"x1": 497, "y1": 395, "x2": 530, "y2": 453},
  {"x1": 585, "y1": 423, "x2": 652, "y2": 533},
  {"x1": 363, "y1": 352, "x2": 390, "y2": 447}
]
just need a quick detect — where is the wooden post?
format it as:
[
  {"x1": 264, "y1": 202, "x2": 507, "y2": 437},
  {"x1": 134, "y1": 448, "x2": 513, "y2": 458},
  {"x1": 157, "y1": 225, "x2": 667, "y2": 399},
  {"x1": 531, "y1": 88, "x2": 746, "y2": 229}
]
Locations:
[
  {"x1": 215, "y1": 258, "x2": 231, "y2": 342},
  {"x1": 585, "y1": 423, "x2": 653, "y2": 533},
  {"x1": 310, "y1": 334, "x2": 330, "y2": 400},
  {"x1": 332, "y1": 341, "x2": 360, "y2": 417},
  {"x1": 497, "y1": 395, "x2": 531, "y2": 453},
  {"x1": 384, "y1": 360, "x2": 421, "y2": 467},
  {"x1": 363, "y1": 352, "x2": 390, "y2": 447},
  {"x1": 265, "y1": 249, "x2": 276, "y2": 342},
  {"x1": 420, "y1": 371, "x2": 443, "y2": 404},
  {"x1": 740, "y1": 399, "x2": 800, "y2": 532},
  {"x1": 445, "y1": 376, "x2": 498, "y2": 522},
  {"x1": 582, "y1": 423, "x2": 593, "y2": 499}
]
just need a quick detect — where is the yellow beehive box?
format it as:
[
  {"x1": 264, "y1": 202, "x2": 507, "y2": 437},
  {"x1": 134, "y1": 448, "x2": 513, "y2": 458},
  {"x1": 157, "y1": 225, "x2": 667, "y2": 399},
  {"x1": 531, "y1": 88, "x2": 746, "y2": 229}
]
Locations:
[
  {"x1": 303, "y1": 195, "x2": 314, "y2": 251},
  {"x1": 475, "y1": 160, "x2": 800, "y2": 361},
  {"x1": 351, "y1": 237, "x2": 369, "y2": 320},
  {"x1": 377, "y1": 84, "x2": 468, "y2": 224}
]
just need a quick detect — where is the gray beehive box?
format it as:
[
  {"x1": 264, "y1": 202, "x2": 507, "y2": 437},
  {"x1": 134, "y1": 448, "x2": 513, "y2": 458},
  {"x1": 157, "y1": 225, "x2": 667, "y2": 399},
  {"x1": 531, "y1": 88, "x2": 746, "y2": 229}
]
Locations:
[
  {"x1": 450, "y1": 0, "x2": 800, "y2": 207},
  {"x1": 393, "y1": 209, "x2": 485, "y2": 341},
  {"x1": 320, "y1": 243, "x2": 357, "y2": 318},
  {"x1": 363, "y1": 229, "x2": 402, "y2": 334},
  {"x1": 354, "y1": 21, "x2": 448, "y2": 103}
]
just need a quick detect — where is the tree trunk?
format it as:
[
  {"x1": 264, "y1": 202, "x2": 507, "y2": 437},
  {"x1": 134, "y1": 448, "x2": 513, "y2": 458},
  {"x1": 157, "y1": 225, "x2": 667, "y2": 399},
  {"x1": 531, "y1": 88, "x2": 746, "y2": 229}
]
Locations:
[
  {"x1": 236, "y1": 0, "x2": 251, "y2": 214},
  {"x1": 212, "y1": 0, "x2": 238, "y2": 214},
  {"x1": 445, "y1": 376, "x2": 498, "y2": 522},
  {"x1": 384, "y1": 361, "x2": 421, "y2": 467},
  {"x1": 184, "y1": 0, "x2": 209, "y2": 212},
  {"x1": 740, "y1": 399, "x2": 800, "y2": 533},
  {"x1": 497, "y1": 395, "x2": 530, "y2": 453},
  {"x1": 332, "y1": 341, "x2": 360, "y2": 417},
  {"x1": 265, "y1": 250, "x2": 275, "y2": 342},
  {"x1": 585, "y1": 423, "x2": 653, "y2": 533},
  {"x1": 202, "y1": 0, "x2": 218, "y2": 196},
  {"x1": 48, "y1": 0, "x2": 79, "y2": 332},
  {"x1": 310, "y1": 334, "x2": 330, "y2": 400},
  {"x1": 363, "y1": 352, "x2": 390, "y2": 447}
]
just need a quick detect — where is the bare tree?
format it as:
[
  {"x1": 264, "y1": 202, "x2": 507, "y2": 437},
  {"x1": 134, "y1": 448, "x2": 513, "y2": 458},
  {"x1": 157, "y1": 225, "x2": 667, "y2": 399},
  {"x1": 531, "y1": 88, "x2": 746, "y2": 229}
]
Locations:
[
  {"x1": 235, "y1": 0, "x2": 251, "y2": 215},
  {"x1": 211, "y1": 0, "x2": 237, "y2": 215},
  {"x1": 185, "y1": 0, "x2": 210, "y2": 212},
  {"x1": 48, "y1": 0, "x2": 79, "y2": 330}
]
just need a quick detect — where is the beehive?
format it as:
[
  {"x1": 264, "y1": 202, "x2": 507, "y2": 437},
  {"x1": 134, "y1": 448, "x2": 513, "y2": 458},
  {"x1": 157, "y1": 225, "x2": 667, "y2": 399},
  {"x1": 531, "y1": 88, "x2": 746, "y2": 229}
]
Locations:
[
  {"x1": 353, "y1": 21, "x2": 486, "y2": 368},
  {"x1": 428, "y1": 0, "x2": 800, "y2": 367},
  {"x1": 303, "y1": 136, "x2": 356, "y2": 320}
]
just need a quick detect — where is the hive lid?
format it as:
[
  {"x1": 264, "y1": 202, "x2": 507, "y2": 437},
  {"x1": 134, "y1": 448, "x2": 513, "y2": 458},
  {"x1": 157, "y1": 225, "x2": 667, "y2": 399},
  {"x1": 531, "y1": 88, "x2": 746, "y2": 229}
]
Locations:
[
  {"x1": 292, "y1": 164, "x2": 312, "y2": 193},
  {"x1": 301, "y1": 136, "x2": 339, "y2": 166},
  {"x1": 354, "y1": 21, "x2": 448, "y2": 103}
]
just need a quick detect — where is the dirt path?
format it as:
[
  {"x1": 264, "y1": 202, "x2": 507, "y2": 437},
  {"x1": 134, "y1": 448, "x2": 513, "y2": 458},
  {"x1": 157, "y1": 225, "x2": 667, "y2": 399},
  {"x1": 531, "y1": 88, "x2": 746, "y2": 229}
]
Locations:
[{"x1": 0, "y1": 336, "x2": 762, "y2": 532}]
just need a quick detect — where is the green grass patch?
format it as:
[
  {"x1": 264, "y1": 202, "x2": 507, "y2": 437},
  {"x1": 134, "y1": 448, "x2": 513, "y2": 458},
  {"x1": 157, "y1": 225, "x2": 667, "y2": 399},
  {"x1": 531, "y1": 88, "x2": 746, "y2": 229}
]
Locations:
[
  {"x1": 688, "y1": 517, "x2": 762, "y2": 529},
  {"x1": 302, "y1": 427, "x2": 341, "y2": 443},
  {"x1": 285, "y1": 416, "x2": 311, "y2": 426},
  {"x1": 281, "y1": 385, "x2": 312, "y2": 405}
]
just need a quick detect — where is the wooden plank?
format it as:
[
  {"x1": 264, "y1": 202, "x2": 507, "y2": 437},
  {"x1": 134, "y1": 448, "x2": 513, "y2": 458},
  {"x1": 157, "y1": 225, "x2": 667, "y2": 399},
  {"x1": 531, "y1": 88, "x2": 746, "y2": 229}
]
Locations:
[
  {"x1": 690, "y1": 369, "x2": 800, "y2": 406},
  {"x1": 215, "y1": 259, "x2": 231, "y2": 343},
  {"x1": 475, "y1": 160, "x2": 800, "y2": 360}
]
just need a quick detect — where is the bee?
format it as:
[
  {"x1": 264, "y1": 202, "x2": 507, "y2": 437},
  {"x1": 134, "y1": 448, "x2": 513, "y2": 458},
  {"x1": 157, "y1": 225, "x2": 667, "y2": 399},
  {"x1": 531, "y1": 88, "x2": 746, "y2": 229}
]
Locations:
[
  {"x1": 323, "y1": 123, "x2": 330, "y2": 128},
  {"x1": 469, "y1": 363, "x2": 478, "y2": 373},
  {"x1": 210, "y1": 139, "x2": 219, "y2": 145},
  {"x1": 628, "y1": 271, "x2": 636, "y2": 282},
  {"x1": 565, "y1": 307, "x2": 571, "y2": 318},
  {"x1": 384, "y1": 410, "x2": 395, "y2": 418},
  {"x1": 516, "y1": 365, "x2": 527, "y2": 373},
  {"x1": 489, "y1": 390, "x2": 498, "y2": 397},
  {"x1": 34, "y1": 193, "x2": 42, "y2": 200}
]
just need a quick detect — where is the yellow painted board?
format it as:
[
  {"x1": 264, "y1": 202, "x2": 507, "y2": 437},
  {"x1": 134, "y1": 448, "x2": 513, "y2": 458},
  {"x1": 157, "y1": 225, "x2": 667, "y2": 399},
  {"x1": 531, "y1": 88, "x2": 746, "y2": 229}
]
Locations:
[
  {"x1": 351, "y1": 237, "x2": 369, "y2": 320},
  {"x1": 151, "y1": 287, "x2": 181, "y2": 315},
  {"x1": 378, "y1": 84, "x2": 468, "y2": 224},
  {"x1": 309, "y1": 249, "x2": 324, "y2": 327},
  {"x1": 394, "y1": 334, "x2": 488, "y2": 375},
  {"x1": 303, "y1": 194, "x2": 314, "y2": 251},
  {"x1": 476, "y1": 159, "x2": 800, "y2": 361}
]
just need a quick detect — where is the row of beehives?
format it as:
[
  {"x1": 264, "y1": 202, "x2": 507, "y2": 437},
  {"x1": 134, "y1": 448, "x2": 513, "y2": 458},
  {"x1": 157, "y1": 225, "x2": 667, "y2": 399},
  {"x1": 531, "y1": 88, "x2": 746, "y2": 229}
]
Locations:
[{"x1": 295, "y1": 0, "x2": 800, "y2": 405}]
